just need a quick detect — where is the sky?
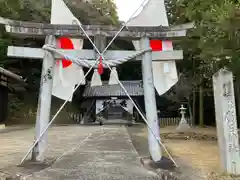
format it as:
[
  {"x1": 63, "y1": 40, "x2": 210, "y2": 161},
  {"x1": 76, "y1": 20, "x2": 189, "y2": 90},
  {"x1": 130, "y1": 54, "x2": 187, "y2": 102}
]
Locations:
[{"x1": 114, "y1": 0, "x2": 148, "y2": 22}]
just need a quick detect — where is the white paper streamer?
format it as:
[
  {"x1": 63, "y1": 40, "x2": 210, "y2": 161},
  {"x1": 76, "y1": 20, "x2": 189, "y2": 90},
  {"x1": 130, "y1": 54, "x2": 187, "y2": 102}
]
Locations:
[
  {"x1": 91, "y1": 69, "x2": 102, "y2": 86},
  {"x1": 108, "y1": 67, "x2": 119, "y2": 85}
]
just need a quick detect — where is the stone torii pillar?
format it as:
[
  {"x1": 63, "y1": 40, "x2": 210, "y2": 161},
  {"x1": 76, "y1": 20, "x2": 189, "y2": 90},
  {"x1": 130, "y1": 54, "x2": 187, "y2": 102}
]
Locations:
[
  {"x1": 32, "y1": 35, "x2": 56, "y2": 161},
  {"x1": 140, "y1": 37, "x2": 161, "y2": 161}
]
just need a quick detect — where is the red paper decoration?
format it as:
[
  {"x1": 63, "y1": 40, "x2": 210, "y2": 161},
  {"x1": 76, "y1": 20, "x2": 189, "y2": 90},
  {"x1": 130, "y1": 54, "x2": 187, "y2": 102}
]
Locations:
[
  {"x1": 57, "y1": 37, "x2": 74, "y2": 68},
  {"x1": 98, "y1": 56, "x2": 104, "y2": 75},
  {"x1": 150, "y1": 40, "x2": 163, "y2": 51}
]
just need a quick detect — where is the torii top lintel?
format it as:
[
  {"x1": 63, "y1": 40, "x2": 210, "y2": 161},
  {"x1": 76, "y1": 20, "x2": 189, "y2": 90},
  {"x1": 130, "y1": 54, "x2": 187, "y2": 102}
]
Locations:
[{"x1": 1, "y1": 17, "x2": 194, "y2": 39}]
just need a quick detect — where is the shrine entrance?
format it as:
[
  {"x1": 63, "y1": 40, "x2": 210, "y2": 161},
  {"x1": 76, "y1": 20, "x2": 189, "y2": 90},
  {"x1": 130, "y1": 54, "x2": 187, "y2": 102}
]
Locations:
[
  {"x1": 105, "y1": 100, "x2": 127, "y2": 120},
  {"x1": 81, "y1": 80, "x2": 144, "y2": 124}
]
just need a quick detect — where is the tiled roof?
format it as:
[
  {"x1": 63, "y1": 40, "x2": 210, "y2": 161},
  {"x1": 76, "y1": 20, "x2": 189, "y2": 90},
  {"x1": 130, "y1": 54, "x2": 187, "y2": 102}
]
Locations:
[{"x1": 82, "y1": 80, "x2": 144, "y2": 97}]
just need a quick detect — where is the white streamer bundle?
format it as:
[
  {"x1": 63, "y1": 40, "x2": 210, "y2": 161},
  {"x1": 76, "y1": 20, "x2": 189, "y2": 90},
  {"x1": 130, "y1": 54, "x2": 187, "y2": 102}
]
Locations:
[
  {"x1": 108, "y1": 67, "x2": 119, "y2": 85},
  {"x1": 91, "y1": 69, "x2": 102, "y2": 86}
]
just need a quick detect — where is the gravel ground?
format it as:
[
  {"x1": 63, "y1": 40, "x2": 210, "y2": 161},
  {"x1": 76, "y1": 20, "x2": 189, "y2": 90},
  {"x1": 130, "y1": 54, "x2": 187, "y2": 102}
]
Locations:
[
  {"x1": 127, "y1": 125, "x2": 240, "y2": 180},
  {"x1": 126, "y1": 125, "x2": 206, "y2": 180}
]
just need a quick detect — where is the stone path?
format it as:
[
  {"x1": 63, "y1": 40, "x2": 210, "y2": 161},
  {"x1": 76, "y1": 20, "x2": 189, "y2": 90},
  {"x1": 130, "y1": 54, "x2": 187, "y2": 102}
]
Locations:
[
  {"x1": 26, "y1": 126, "x2": 159, "y2": 180},
  {"x1": 0, "y1": 125, "x2": 160, "y2": 180}
]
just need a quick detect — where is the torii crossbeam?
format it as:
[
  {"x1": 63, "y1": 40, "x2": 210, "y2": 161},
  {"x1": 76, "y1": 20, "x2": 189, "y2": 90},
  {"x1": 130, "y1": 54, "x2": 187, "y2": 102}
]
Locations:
[{"x1": 2, "y1": 17, "x2": 191, "y2": 39}]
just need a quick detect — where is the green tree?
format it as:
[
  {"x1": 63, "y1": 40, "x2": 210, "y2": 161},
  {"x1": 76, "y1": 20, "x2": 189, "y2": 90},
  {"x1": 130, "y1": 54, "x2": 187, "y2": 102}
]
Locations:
[{"x1": 165, "y1": 0, "x2": 240, "y2": 126}]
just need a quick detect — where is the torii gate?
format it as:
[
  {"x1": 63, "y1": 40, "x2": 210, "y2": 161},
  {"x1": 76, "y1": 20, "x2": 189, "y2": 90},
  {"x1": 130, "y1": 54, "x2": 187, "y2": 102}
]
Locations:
[{"x1": 2, "y1": 0, "x2": 192, "y2": 165}]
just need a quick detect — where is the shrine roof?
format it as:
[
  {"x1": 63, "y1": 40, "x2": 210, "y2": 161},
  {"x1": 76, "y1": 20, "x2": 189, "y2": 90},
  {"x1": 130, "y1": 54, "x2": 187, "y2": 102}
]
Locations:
[{"x1": 82, "y1": 80, "x2": 144, "y2": 97}]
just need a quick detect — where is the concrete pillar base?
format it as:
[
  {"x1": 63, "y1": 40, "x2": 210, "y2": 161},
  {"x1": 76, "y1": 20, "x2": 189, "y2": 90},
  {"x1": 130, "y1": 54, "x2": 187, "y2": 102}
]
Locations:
[{"x1": 140, "y1": 156, "x2": 176, "y2": 170}]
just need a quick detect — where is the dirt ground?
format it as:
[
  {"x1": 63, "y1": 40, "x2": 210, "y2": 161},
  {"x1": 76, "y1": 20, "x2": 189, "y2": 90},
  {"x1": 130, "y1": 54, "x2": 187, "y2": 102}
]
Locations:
[{"x1": 131, "y1": 125, "x2": 240, "y2": 180}]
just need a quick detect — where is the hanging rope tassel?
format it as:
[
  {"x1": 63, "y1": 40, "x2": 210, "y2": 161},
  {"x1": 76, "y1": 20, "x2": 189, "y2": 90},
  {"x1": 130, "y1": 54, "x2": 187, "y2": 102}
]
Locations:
[
  {"x1": 98, "y1": 56, "x2": 104, "y2": 75},
  {"x1": 91, "y1": 69, "x2": 102, "y2": 87},
  {"x1": 108, "y1": 67, "x2": 119, "y2": 85}
]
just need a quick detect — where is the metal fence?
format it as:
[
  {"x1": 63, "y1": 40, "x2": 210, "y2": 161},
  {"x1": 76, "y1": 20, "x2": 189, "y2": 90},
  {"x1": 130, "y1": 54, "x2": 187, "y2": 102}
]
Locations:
[
  {"x1": 159, "y1": 117, "x2": 192, "y2": 127},
  {"x1": 69, "y1": 111, "x2": 193, "y2": 127}
]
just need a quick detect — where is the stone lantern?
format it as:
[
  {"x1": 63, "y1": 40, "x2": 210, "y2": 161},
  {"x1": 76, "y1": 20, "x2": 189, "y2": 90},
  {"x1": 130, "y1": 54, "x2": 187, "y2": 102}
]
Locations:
[{"x1": 176, "y1": 104, "x2": 190, "y2": 132}]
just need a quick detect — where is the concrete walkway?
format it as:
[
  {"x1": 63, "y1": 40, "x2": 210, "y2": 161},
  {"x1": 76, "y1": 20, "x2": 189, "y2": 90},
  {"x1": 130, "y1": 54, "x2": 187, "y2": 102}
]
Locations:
[{"x1": 0, "y1": 125, "x2": 160, "y2": 180}]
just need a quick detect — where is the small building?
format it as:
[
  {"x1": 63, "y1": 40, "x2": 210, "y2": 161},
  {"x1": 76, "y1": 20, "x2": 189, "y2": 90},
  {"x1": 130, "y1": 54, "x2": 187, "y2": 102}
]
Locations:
[{"x1": 80, "y1": 80, "x2": 144, "y2": 124}]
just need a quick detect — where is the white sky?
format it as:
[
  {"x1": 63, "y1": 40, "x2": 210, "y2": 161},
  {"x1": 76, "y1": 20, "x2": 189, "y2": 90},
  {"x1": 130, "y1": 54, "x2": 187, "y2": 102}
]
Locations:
[{"x1": 114, "y1": 0, "x2": 148, "y2": 21}]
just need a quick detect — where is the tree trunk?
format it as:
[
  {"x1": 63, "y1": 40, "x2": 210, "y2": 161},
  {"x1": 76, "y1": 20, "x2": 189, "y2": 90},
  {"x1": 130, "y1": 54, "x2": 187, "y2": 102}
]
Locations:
[
  {"x1": 192, "y1": 57, "x2": 196, "y2": 126},
  {"x1": 192, "y1": 89, "x2": 196, "y2": 126},
  {"x1": 188, "y1": 98, "x2": 193, "y2": 126},
  {"x1": 199, "y1": 85, "x2": 204, "y2": 127}
]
